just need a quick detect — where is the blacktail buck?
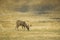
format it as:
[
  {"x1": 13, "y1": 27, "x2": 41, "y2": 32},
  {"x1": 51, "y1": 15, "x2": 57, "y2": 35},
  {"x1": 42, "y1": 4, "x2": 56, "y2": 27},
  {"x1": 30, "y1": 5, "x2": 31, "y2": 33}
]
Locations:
[{"x1": 16, "y1": 20, "x2": 30, "y2": 31}]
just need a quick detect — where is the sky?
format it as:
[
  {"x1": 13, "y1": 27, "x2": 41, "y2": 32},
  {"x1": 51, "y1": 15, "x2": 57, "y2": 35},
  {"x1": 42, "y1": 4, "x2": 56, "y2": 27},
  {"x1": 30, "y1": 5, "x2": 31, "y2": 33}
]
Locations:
[
  {"x1": 0, "y1": 0, "x2": 60, "y2": 12},
  {"x1": 0, "y1": 0, "x2": 60, "y2": 20}
]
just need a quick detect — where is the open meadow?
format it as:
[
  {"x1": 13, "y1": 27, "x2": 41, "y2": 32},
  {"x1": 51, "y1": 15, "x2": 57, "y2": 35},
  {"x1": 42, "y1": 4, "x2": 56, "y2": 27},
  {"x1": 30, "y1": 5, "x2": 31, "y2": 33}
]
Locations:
[
  {"x1": 0, "y1": 14, "x2": 60, "y2": 40},
  {"x1": 0, "y1": 0, "x2": 60, "y2": 40}
]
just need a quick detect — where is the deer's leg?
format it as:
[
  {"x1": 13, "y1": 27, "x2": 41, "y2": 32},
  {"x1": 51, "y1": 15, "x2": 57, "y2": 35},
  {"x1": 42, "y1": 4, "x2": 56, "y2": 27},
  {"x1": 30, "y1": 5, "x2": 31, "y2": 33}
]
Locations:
[
  {"x1": 22, "y1": 25, "x2": 25, "y2": 31},
  {"x1": 25, "y1": 26, "x2": 29, "y2": 31},
  {"x1": 22, "y1": 26, "x2": 24, "y2": 29},
  {"x1": 16, "y1": 24, "x2": 19, "y2": 31}
]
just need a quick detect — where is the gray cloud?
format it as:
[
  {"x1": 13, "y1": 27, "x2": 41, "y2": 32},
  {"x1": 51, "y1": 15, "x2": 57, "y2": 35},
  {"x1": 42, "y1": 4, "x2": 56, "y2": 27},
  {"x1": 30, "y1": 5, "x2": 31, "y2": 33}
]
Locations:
[
  {"x1": 12, "y1": 4, "x2": 60, "y2": 13},
  {"x1": 1, "y1": 0, "x2": 59, "y2": 13},
  {"x1": 30, "y1": 4, "x2": 60, "y2": 14},
  {"x1": 14, "y1": 5, "x2": 29, "y2": 12}
]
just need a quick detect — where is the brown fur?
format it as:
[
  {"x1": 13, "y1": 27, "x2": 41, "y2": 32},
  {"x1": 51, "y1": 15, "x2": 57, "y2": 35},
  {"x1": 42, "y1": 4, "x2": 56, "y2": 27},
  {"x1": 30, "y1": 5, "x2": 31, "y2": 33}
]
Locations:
[{"x1": 16, "y1": 20, "x2": 29, "y2": 31}]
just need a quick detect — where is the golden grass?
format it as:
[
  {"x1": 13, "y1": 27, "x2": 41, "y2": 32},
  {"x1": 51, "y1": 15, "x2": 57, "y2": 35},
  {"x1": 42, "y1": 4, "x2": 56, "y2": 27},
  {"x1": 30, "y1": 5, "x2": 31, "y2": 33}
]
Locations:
[{"x1": 0, "y1": 17, "x2": 60, "y2": 40}]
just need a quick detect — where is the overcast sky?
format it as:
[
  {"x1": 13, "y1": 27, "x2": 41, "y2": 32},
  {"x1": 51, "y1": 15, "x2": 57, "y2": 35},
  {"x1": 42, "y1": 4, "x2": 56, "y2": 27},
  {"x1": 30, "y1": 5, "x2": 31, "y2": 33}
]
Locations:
[{"x1": 0, "y1": 0, "x2": 60, "y2": 19}]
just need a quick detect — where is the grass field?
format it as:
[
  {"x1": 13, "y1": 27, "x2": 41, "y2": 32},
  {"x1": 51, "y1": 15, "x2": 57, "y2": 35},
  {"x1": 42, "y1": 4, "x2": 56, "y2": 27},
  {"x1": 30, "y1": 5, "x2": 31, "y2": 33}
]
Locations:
[
  {"x1": 0, "y1": 0, "x2": 60, "y2": 40},
  {"x1": 0, "y1": 18, "x2": 60, "y2": 40}
]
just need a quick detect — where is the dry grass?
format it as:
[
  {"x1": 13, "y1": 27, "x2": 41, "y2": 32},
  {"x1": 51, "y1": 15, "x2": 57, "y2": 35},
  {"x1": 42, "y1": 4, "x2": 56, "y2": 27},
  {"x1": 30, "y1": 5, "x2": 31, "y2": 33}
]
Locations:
[
  {"x1": 0, "y1": 19, "x2": 60, "y2": 40},
  {"x1": 0, "y1": 0, "x2": 60, "y2": 40}
]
